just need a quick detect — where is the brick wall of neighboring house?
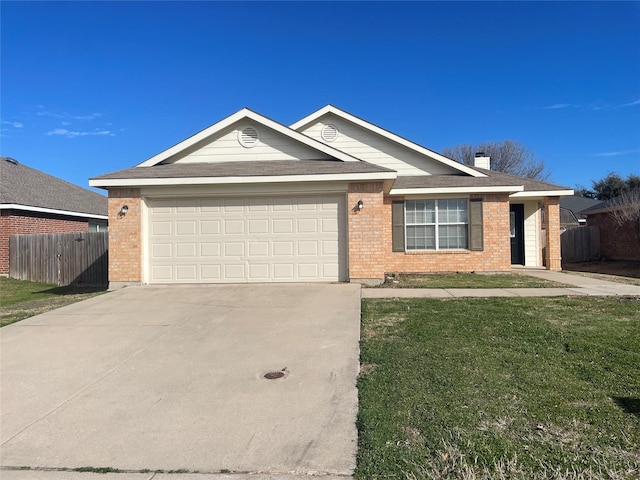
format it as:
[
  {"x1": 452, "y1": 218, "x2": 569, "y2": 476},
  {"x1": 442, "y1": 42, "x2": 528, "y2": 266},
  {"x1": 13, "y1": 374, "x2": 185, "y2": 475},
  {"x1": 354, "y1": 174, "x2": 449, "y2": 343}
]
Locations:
[
  {"x1": 588, "y1": 211, "x2": 640, "y2": 260},
  {"x1": 0, "y1": 209, "x2": 90, "y2": 275},
  {"x1": 107, "y1": 188, "x2": 142, "y2": 283},
  {"x1": 347, "y1": 186, "x2": 513, "y2": 282}
]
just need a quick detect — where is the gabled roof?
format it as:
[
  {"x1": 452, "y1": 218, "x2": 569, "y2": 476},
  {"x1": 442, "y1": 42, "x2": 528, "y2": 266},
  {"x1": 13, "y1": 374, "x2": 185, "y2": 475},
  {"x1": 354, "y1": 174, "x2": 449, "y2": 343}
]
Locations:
[
  {"x1": 137, "y1": 108, "x2": 362, "y2": 167},
  {"x1": 290, "y1": 105, "x2": 485, "y2": 178},
  {"x1": 0, "y1": 157, "x2": 107, "y2": 218},
  {"x1": 90, "y1": 160, "x2": 396, "y2": 187}
]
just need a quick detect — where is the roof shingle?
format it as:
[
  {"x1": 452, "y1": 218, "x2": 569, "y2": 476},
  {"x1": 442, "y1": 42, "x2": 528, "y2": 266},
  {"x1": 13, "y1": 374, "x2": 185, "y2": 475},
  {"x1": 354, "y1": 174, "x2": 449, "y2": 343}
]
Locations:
[{"x1": 0, "y1": 157, "x2": 107, "y2": 216}]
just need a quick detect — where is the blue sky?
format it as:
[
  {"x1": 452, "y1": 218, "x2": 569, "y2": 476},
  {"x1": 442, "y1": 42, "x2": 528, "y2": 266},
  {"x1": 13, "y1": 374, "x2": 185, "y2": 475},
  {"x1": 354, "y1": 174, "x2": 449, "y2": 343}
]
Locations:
[{"x1": 2, "y1": 1, "x2": 639, "y2": 195}]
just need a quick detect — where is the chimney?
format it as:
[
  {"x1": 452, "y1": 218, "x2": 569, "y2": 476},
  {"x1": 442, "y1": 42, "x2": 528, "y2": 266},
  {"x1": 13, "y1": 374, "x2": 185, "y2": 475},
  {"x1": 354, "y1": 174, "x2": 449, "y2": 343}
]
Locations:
[{"x1": 474, "y1": 152, "x2": 490, "y2": 170}]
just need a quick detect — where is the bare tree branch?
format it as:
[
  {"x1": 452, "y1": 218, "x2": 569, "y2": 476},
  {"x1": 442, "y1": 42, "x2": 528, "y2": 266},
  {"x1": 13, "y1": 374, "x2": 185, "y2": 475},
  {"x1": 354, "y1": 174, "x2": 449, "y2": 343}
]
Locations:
[
  {"x1": 608, "y1": 188, "x2": 640, "y2": 226},
  {"x1": 442, "y1": 140, "x2": 550, "y2": 181}
]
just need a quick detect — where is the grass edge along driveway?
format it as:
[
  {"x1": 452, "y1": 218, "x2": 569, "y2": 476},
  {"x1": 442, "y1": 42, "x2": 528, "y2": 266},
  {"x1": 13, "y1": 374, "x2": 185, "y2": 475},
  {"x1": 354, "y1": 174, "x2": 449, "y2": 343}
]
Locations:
[
  {"x1": 357, "y1": 296, "x2": 640, "y2": 480},
  {"x1": 0, "y1": 277, "x2": 106, "y2": 327}
]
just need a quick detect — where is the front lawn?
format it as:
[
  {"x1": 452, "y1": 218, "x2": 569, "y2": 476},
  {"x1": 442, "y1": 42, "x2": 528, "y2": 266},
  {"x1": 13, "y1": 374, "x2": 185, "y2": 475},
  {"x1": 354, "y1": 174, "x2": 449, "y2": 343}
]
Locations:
[
  {"x1": 377, "y1": 272, "x2": 568, "y2": 288},
  {"x1": 358, "y1": 297, "x2": 640, "y2": 479},
  {"x1": 0, "y1": 277, "x2": 106, "y2": 327}
]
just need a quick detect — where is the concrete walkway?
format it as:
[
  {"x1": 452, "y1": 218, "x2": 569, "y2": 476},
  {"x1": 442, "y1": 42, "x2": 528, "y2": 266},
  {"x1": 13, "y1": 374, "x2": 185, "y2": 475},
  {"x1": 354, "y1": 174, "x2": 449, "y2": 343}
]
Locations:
[{"x1": 362, "y1": 269, "x2": 640, "y2": 298}]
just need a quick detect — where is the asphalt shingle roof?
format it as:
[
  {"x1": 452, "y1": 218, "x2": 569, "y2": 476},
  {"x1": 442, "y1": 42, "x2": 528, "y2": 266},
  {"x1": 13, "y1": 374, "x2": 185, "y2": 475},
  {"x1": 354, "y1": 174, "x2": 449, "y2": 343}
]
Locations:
[
  {"x1": 91, "y1": 159, "x2": 395, "y2": 180},
  {"x1": 394, "y1": 168, "x2": 571, "y2": 192},
  {"x1": 0, "y1": 157, "x2": 107, "y2": 216}
]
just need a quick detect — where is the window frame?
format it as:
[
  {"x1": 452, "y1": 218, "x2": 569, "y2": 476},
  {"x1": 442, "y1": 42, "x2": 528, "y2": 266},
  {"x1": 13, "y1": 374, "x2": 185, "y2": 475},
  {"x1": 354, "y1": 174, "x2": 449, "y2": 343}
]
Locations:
[{"x1": 404, "y1": 198, "x2": 470, "y2": 251}]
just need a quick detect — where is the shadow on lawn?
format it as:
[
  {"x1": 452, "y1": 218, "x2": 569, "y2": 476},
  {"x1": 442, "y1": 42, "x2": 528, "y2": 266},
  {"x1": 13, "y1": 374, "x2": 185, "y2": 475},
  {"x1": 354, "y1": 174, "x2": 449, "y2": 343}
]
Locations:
[
  {"x1": 34, "y1": 285, "x2": 107, "y2": 296},
  {"x1": 612, "y1": 397, "x2": 640, "y2": 418}
]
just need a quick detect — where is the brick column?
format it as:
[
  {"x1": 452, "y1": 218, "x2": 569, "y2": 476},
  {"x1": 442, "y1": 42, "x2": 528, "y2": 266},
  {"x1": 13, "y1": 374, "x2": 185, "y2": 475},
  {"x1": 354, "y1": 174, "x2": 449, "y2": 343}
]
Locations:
[
  {"x1": 347, "y1": 182, "x2": 385, "y2": 284},
  {"x1": 544, "y1": 197, "x2": 562, "y2": 270},
  {"x1": 108, "y1": 189, "x2": 142, "y2": 286}
]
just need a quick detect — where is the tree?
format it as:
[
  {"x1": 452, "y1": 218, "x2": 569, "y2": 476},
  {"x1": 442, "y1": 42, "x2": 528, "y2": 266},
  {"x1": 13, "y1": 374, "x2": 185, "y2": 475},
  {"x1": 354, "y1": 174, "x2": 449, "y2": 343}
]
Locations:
[
  {"x1": 442, "y1": 140, "x2": 550, "y2": 181},
  {"x1": 576, "y1": 172, "x2": 640, "y2": 200}
]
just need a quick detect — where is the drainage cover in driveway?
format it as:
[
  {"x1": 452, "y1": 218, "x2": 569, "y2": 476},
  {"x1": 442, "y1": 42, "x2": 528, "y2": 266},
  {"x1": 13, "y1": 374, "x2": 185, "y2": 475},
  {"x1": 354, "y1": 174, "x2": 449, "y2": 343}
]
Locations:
[{"x1": 264, "y1": 368, "x2": 287, "y2": 379}]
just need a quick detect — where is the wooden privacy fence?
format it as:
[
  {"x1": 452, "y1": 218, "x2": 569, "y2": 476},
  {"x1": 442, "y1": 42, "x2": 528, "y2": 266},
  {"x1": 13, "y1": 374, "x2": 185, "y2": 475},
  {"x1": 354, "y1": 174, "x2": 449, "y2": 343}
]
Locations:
[
  {"x1": 9, "y1": 232, "x2": 108, "y2": 286},
  {"x1": 561, "y1": 226, "x2": 600, "y2": 264}
]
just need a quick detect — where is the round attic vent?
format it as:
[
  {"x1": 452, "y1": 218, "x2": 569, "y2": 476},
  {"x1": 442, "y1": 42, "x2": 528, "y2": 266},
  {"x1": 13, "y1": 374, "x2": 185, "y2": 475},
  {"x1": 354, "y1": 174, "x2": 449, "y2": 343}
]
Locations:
[
  {"x1": 238, "y1": 126, "x2": 259, "y2": 148},
  {"x1": 321, "y1": 124, "x2": 339, "y2": 142}
]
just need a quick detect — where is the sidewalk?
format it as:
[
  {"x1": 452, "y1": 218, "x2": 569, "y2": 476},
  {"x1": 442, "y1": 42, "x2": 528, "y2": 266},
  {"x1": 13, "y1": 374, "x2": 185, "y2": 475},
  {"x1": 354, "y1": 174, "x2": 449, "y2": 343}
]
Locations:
[{"x1": 362, "y1": 269, "x2": 640, "y2": 298}]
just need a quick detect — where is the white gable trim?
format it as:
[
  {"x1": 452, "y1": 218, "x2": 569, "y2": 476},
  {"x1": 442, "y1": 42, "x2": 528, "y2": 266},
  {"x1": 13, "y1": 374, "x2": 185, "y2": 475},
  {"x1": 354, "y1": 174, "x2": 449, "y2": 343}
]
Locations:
[
  {"x1": 137, "y1": 108, "x2": 361, "y2": 167},
  {"x1": 0, "y1": 203, "x2": 108, "y2": 220},
  {"x1": 390, "y1": 185, "x2": 523, "y2": 195},
  {"x1": 510, "y1": 189, "x2": 574, "y2": 198},
  {"x1": 291, "y1": 105, "x2": 486, "y2": 178}
]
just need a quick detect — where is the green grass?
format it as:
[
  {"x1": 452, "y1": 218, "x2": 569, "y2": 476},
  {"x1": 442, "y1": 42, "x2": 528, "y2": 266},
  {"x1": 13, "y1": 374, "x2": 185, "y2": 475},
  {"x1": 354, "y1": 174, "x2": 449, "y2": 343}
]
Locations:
[
  {"x1": 358, "y1": 297, "x2": 640, "y2": 479},
  {"x1": 0, "y1": 277, "x2": 106, "y2": 327},
  {"x1": 377, "y1": 272, "x2": 569, "y2": 289}
]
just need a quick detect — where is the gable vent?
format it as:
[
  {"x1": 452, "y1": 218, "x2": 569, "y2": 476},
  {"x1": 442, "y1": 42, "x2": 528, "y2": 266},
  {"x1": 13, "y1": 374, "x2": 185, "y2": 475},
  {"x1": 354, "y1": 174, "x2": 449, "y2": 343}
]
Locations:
[
  {"x1": 238, "y1": 126, "x2": 259, "y2": 148},
  {"x1": 321, "y1": 124, "x2": 339, "y2": 142}
]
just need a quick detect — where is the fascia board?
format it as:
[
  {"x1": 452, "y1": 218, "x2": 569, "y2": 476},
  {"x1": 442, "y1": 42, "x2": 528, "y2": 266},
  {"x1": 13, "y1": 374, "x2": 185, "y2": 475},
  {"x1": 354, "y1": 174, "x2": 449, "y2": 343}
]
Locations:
[
  {"x1": 0, "y1": 203, "x2": 108, "y2": 220},
  {"x1": 389, "y1": 185, "x2": 524, "y2": 195},
  {"x1": 291, "y1": 105, "x2": 486, "y2": 178},
  {"x1": 90, "y1": 171, "x2": 397, "y2": 188},
  {"x1": 137, "y1": 108, "x2": 360, "y2": 167},
  {"x1": 510, "y1": 189, "x2": 575, "y2": 198}
]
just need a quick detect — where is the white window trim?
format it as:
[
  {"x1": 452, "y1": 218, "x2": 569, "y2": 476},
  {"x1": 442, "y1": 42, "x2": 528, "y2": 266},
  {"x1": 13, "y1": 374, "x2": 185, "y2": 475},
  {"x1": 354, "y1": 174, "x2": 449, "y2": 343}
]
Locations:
[{"x1": 405, "y1": 199, "x2": 469, "y2": 251}]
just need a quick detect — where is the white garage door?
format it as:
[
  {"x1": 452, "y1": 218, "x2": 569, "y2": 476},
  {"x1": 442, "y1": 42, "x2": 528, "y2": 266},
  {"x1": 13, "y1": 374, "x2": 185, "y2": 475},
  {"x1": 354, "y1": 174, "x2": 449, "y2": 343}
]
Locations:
[{"x1": 146, "y1": 195, "x2": 347, "y2": 284}]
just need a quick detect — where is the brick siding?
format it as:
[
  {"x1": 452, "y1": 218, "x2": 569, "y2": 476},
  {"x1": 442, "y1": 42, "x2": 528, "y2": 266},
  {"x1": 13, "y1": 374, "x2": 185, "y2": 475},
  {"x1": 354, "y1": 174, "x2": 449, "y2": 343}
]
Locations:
[
  {"x1": 107, "y1": 189, "x2": 142, "y2": 283},
  {"x1": 544, "y1": 197, "x2": 562, "y2": 270},
  {"x1": 0, "y1": 209, "x2": 90, "y2": 275},
  {"x1": 347, "y1": 189, "x2": 512, "y2": 281},
  {"x1": 587, "y1": 211, "x2": 640, "y2": 261}
]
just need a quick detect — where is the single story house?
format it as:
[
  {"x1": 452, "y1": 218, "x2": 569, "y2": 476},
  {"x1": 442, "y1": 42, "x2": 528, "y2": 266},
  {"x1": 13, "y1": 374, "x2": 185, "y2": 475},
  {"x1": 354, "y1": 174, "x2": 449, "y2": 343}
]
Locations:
[
  {"x1": 90, "y1": 106, "x2": 573, "y2": 286},
  {"x1": 582, "y1": 190, "x2": 640, "y2": 261},
  {"x1": 0, "y1": 156, "x2": 108, "y2": 275}
]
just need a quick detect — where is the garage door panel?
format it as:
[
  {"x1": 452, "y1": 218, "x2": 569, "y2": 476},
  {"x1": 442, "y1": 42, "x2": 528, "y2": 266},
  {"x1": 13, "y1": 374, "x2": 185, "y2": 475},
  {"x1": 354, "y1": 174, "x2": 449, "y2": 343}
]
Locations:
[
  {"x1": 176, "y1": 221, "x2": 196, "y2": 235},
  {"x1": 200, "y1": 243, "x2": 220, "y2": 257},
  {"x1": 200, "y1": 220, "x2": 220, "y2": 235},
  {"x1": 147, "y1": 195, "x2": 345, "y2": 284},
  {"x1": 297, "y1": 218, "x2": 317, "y2": 233},
  {"x1": 224, "y1": 264, "x2": 245, "y2": 280},
  {"x1": 200, "y1": 264, "x2": 221, "y2": 280},
  {"x1": 224, "y1": 220, "x2": 245, "y2": 235}
]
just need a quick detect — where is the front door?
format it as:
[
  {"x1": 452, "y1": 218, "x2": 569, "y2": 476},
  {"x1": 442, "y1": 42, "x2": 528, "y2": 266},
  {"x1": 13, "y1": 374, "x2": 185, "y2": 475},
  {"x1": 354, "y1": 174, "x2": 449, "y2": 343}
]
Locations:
[{"x1": 510, "y1": 204, "x2": 525, "y2": 265}]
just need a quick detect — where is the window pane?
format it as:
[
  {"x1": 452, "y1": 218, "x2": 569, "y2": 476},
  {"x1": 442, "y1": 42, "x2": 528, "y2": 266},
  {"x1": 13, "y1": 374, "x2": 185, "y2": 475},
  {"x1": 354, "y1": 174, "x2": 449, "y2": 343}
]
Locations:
[
  {"x1": 406, "y1": 200, "x2": 435, "y2": 224},
  {"x1": 438, "y1": 199, "x2": 468, "y2": 223},
  {"x1": 438, "y1": 225, "x2": 469, "y2": 249},
  {"x1": 406, "y1": 225, "x2": 435, "y2": 250}
]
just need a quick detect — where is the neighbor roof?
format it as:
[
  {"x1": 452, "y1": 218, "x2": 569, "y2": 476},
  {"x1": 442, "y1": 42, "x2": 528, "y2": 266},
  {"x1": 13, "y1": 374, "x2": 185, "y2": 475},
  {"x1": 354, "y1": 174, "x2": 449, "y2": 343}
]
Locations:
[
  {"x1": 581, "y1": 188, "x2": 640, "y2": 215},
  {"x1": 90, "y1": 160, "x2": 396, "y2": 187},
  {"x1": 0, "y1": 157, "x2": 107, "y2": 218}
]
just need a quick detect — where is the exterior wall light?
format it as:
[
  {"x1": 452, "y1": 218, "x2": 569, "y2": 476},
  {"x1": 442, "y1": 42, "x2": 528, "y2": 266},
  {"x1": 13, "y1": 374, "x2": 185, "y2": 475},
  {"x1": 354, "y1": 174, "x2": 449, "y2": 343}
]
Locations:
[
  {"x1": 356, "y1": 199, "x2": 364, "y2": 210},
  {"x1": 118, "y1": 205, "x2": 129, "y2": 217}
]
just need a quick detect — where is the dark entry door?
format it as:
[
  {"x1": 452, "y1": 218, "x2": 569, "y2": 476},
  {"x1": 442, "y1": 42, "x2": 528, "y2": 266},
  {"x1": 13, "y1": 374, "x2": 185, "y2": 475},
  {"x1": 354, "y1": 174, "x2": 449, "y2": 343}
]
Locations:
[{"x1": 510, "y1": 204, "x2": 525, "y2": 265}]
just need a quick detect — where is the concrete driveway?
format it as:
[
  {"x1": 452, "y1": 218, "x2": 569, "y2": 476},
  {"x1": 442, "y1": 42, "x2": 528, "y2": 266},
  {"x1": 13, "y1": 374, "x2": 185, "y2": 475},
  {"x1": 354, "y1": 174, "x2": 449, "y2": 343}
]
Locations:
[{"x1": 1, "y1": 283, "x2": 361, "y2": 478}]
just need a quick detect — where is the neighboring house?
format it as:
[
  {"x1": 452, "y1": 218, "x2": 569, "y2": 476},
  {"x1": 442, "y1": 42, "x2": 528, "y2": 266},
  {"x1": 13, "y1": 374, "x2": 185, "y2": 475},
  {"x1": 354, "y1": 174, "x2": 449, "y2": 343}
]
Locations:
[
  {"x1": 559, "y1": 195, "x2": 601, "y2": 230},
  {"x1": 582, "y1": 190, "x2": 640, "y2": 261},
  {"x1": 90, "y1": 106, "x2": 573, "y2": 286},
  {"x1": 0, "y1": 156, "x2": 108, "y2": 275}
]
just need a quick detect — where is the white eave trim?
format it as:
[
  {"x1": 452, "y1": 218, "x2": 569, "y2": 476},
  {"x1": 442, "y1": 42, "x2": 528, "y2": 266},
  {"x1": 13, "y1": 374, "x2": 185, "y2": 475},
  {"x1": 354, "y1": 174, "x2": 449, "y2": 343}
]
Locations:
[
  {"x1": 291, "y1": 105, "x2": 486, "y2": 178},
  {"x1": 0, "y1": 203, "x2": 108, "y2": 220},
  {"x1": 90, "y1": 171, "x2": 397, "y2": 188},
  {"x1": 389, "y1": 185, "x2": 524, "y2": 195},
  {"x1": 510, "y1": 189, "x2": 574, "y2": 198},
  {"x1": 137, "y1": 108, "x2": 362, "y2": 167}
]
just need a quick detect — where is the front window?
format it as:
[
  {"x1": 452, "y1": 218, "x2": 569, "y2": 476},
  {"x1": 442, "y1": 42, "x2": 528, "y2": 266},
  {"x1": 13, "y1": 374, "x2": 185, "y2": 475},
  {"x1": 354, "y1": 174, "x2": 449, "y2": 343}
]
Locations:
[{"x1": 406, "y1": 199, "x2": 468, "y2": 250}]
